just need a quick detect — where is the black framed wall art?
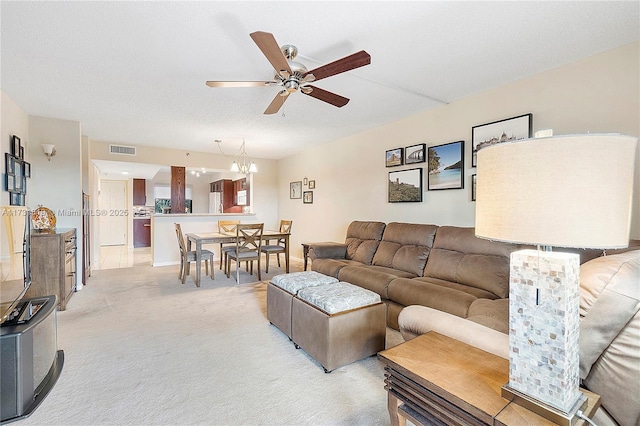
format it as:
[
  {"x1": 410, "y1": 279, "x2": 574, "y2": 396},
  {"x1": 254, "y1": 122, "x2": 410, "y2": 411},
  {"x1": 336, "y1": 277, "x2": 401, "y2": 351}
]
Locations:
[
  {"x1": 385, "y1": 148, "x2": 403, "y2": 167},
  {"x1": 388, "y1": 168, "x2": 423, "y2": 202},
  {"x1": 471, "y1": 113, "x2": 533, "y2": 167},
  {"x1": 404, "y1": 143, "x2": 425, "y2": 165},
  {"x1": 427, "y1": 140, "x2": 464, "y2": 190}
]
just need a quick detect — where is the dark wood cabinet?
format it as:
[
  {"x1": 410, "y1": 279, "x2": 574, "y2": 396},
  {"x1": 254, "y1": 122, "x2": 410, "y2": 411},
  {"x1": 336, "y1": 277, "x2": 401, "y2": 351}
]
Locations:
[
  {"x1": 133, "y1": 178, "x2": 146, "y2": 205},
  {"x1": 27, "y1": 228, "x2": 77, "y2": 311},
  {"x1": 133, "y1": 219, "x2": 151, "y2": 248},
  {"x1": 210, "y1": 179, "x2": 235, "y2": 212}
]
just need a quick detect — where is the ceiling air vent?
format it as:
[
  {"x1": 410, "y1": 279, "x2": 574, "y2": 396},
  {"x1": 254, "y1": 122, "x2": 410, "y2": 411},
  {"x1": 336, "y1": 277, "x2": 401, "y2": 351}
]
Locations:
[{"x1": 109, "y1": 144, "x2": 136, "y2": 156}]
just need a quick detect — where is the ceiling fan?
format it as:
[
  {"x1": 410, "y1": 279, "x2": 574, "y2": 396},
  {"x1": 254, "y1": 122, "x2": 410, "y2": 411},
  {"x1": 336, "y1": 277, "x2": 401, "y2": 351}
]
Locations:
[{"x1": 206, "y1": 31, "x2": 371, "y2": 115}]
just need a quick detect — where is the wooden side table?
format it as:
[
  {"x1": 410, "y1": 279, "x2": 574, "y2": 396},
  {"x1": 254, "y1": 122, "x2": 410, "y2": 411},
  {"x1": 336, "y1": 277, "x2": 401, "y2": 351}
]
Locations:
[{"x1": 378, "y1": 332, "x2": 600, "y2": 426}]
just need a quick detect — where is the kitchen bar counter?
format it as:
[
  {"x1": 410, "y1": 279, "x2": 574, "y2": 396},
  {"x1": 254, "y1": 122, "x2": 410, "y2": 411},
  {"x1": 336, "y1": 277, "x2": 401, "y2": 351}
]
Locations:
[{"x1": 151, "y1": 212, "x2": 256, "y2": 266}]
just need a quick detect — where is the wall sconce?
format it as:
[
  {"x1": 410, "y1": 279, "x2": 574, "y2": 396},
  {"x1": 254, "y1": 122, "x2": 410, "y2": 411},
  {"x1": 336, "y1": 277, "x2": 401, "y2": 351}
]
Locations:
[{"x1": 41, "y1": 144, "x2": 56, "y2": 161}]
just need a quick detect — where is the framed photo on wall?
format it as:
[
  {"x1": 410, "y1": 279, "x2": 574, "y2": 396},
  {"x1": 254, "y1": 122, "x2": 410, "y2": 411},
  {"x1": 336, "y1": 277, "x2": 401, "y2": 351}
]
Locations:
[
  {"x1": 471, "y1": 174, "x2": 477, "y2": 201},
  {"x1": 290, "y1": 181, "x2": 302, "y2": 199},
  {"x1": 427, "y1": 140, "x2": 464, "y2": 190},
  {"x1": 11, "y1": 135, "x2": 21, "y2": 158},
  {"x1": 404, "y1": 143, "x2": 425, "y2": 164},
  {"x1": 388, "y1": 167, "x2": 423, "y2": 202},
  {"x1": 303, "y1": 191, "x2": 313, "y2": 204},
  {"x1": 308, "y1": 180, "x2": 316, "y2": 189},
  {"x1": 385, "y1": 148, "x2": 403, "y2": 167},
  {"x1": 471, "y1": 113, "x2": 533, "y2": 167}
]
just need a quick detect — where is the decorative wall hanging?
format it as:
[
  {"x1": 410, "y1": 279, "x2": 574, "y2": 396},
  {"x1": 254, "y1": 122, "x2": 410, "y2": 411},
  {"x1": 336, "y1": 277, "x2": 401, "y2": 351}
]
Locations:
[
  {"x1": 308, "y1": 180, "x2": 316, "y2": 189},
  {"x1": 303, "y1": 191, "x2": 313, "y2": 204},
  {"x1": 290, "y1": 181, "x2": 302, "y2": 199},
  {"x1": 471, "y1": 174, "x2": 477, "y2": 201},
  {"x1": 388, "y1": 168, "x2": 423, "y2": 202},
  {"x1": 471, "y1": 113, "x2": 533, "y2": 167},
  {"x1": 385, "y1": 148, "x2": 403, "y2": 167},
  {"x1": 404, "y1": 143, "x2": 426, "y2": 164},
  {"x1": 5, "y1": 135, "x2": 29, "y2": 206},
  {"x1": 428, "y1": 140, "x2": 464, "y2": 190}
]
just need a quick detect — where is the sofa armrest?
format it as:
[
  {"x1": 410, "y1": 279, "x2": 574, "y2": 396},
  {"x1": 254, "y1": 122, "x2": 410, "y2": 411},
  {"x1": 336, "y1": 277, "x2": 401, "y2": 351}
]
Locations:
[
  {"x1": 308, "y1": 242, "x2": 348, "y2": 260},
  {"x1": 398, "y1": 305, "x2": 509, "y2": 359}
]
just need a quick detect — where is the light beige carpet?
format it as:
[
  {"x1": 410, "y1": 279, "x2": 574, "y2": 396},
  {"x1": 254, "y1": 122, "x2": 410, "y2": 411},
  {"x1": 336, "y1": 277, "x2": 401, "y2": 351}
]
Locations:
[{"x1": 21, "y1": 262, "x2": 405, "y2": 425}]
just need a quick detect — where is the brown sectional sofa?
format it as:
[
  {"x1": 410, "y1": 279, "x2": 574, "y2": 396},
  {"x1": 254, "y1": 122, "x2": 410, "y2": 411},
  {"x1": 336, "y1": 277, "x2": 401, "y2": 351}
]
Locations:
[{"x1": 309, "y1": 221, "x2": 517, "y2": 330}]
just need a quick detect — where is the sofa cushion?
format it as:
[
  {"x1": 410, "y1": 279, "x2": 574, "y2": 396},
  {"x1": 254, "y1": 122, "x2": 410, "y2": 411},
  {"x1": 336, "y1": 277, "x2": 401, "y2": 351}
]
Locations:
[
  {"x1": 311, "y1": 259, "x2": 364, "y2": 278},
  {"x1": 578, "y1": 250, "x2": 640, "y2": 426},
  {"x1": 412, "y1": 276, "x2": 498, "y2": 300},
  {"x1": 423, "y1": 226, "x2": 515, "y2": 298},
  {"x1": 344, "y1": 221, "x2": 386, "y2": 264},
  {"x1": 338, "y1": 265, "x2": 416, "y2": 298},
  {"x1": 466, "y1": 298, "x2": 509, "y2": 333},
  {"x1": 372, "y1": 222, "x2": 438, "y2": 276},
  {"x1": 387, "y1": 277, "x2": 477, "y2": 318}
]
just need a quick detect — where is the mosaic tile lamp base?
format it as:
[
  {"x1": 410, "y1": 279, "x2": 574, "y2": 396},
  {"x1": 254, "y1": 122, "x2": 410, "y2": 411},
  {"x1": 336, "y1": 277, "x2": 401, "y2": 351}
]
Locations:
[{"x1": 502, "y1": 249, "x2": 587, "y2": 426}]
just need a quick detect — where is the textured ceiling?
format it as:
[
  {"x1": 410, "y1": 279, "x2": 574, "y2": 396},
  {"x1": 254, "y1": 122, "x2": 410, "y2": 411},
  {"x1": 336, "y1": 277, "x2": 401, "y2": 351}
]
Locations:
[{"x1": 2, "y1": 1, "x2": 639, "y2": 161}]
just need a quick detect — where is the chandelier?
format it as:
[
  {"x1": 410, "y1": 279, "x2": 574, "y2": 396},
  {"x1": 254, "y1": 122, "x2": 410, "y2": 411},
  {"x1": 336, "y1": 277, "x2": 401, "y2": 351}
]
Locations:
[{"x1": 216, "y1": 139, "x2": 257, "y2": 174}]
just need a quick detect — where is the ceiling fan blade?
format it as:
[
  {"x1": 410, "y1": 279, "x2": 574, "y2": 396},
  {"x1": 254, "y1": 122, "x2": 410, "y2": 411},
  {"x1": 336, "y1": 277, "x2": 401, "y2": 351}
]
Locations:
[
  {"x1": 206, "y1": 81, "x2": 276, "y2": 88},
  {"x1": 302, "y1": 85, "x2": 350, "y2": 108},
  {"x1": 264, "y1": 91, "x2": 289, "y2": 115},
  {"x1": 303, "y1": 50, "x2": 371, "y2": 82},
  {"x1": 250, "y1": 31, "x2": 292, "y2": 75}
]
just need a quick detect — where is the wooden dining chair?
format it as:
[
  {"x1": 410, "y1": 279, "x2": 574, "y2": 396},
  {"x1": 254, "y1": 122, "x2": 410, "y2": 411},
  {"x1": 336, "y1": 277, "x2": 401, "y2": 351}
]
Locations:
[
  {"x1": 175, "y1": 223, "x2": 214, "y2": 284},
  {"x1": 226, "y1": 223, "x2": 264, "y2": 284},
  {"x1": 260, "y1": 220, "x2": 292, "y2": 273},
  {"x1": 218, "y1": 220, "x2": 240, "y2": 273}
]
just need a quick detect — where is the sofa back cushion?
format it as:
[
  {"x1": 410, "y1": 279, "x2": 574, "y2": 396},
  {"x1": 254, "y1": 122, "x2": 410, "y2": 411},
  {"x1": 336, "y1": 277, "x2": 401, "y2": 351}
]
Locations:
[
  {"x1": 344, "y1": 221, "x2": 386, "y2": 264},
  {"x1": 578, "y1": 250, "x2": 640, "y2": 426},
  {"x1": 423, "y1": 226, "x2": 515, "y2": 298},
  {"x1": 372, "y1": 222, "x2": 438, "y2": 276}
]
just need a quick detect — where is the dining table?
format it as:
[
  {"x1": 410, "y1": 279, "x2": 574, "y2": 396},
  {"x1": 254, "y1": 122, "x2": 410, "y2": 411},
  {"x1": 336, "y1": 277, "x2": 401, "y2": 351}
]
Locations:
[{"x1": 185, "y1": 229, "x2": 291, "y2": 287}]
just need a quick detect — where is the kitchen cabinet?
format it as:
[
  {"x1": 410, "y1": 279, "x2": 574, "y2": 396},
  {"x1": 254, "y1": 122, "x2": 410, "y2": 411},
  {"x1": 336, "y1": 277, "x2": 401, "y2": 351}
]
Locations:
[
  {"x1": 133, "y1": 178, "x2": 146, "y2": 205},
  {"x1": 133, "y1": 218, "x2": 151, "y2": 248},
  {"x1": 27, "y1": 228, "x2": 77, "y2": 311},
  {"x1": 210, "y1": 179, "x2": 235, "y2": 212}
]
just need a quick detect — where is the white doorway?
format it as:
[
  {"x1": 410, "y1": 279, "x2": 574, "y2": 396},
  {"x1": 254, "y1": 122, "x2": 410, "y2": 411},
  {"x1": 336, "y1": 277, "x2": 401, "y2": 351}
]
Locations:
[{"x1": 100, "y1": 180, "x2": 127, "y2": 246}]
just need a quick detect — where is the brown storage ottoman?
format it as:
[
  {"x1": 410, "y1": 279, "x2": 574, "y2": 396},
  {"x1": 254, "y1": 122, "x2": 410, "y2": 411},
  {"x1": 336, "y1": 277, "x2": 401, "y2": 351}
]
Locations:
[
  {"x1": 291, "y1": 281, "x2": 386, "y2": 372},
  {"x1": 267, "y1": 271, "x2": 338, "y2": 338}
]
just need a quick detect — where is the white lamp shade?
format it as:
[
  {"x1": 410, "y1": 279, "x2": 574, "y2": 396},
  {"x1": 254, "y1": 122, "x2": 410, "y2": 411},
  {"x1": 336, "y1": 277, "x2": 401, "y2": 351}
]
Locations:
[{"x1": 475, "y1": 134, "x2": 637, "y2": 249}]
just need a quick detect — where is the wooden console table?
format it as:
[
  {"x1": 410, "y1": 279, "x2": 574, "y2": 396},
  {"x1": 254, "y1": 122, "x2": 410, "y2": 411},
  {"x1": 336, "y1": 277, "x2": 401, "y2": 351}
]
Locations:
[{"x1": 378, "y1": 332, "x2": 600, "y2": 426}]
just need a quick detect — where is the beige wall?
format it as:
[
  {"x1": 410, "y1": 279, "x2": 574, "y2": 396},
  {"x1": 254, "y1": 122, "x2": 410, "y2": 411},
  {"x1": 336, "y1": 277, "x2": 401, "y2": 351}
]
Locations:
[
  {"x1": 278, "y1": 42, "x2": 640, "y2": 258},
  {"x1": 27, "y1": 115, "x2": 84, "y2": 288}
]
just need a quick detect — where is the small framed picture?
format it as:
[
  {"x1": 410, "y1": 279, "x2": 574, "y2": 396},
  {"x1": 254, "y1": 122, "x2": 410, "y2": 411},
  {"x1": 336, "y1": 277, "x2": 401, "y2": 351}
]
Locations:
[
  {"x1": 11, "y1": 135, "x2": 21, "y2": 157},
  {"x1": 5, "y1": 153, "x2": 15, "y2": 174},
  {"x1": 471, "y1": 174, "x2": 477, "y2": 201},
  {"x1": 23, "y1": 162, "x2": 31, "y2": 178},
  {"x1": 6, "y1": 174, "x2": 15, "y2": 191},
  {"x1": 303, "y1": 191, "x2": 313, "y2": 204},
  {"x1": 308, "y1": 180, "x2": 316, "y2": 189},
  {"x1": 290, "y1": 181, "x2": 302, "y2": 199},
  {"x1": 385, "y1": 148, "x2": 403, "y2": 167},
  {"x1": 10, "y1": 192, "x2": 24, "y2": 206},
  {"x1": 427, "y1": 140, "x2": 464, "y2": 191},
  {"x1": 404, "y1": 143, "x2": 426, "y2": 164}
]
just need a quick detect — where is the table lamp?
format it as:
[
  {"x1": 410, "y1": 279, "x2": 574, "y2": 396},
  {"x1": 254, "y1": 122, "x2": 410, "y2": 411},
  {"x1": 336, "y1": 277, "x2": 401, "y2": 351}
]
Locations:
[{"x1": 475, "y1": 133, "x2": 637, "y2": 425}]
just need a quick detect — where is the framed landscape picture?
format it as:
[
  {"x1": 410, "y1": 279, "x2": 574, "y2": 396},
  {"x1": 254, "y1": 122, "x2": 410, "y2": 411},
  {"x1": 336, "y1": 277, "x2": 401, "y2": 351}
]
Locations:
[
  {"x1": 388, "y1": 168, "x2": 423, "y2": 202},
  {"x1": 385, "y1": 148, "x2": 403, "y2": 167},
  {"x1": 428, "y1": 140, "x2": 464, "y2": 190},
  {"x1": 471, "y1": 113, "x2": 533, "y2": 167},
  {"x1": 404, "y1": 143, "x2": 425, "y2": 164}
]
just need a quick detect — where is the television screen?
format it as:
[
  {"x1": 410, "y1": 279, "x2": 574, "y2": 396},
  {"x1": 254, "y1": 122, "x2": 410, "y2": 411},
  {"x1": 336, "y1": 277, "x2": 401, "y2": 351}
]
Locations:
[{"x1": 1, "y1": 207, "x2": 31, "y2": 325}]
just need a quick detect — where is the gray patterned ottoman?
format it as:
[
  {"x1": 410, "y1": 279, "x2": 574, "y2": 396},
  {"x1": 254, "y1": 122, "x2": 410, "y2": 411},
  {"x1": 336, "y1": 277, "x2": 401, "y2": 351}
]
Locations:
[
  {"x1": 291, "y1": 281, "x2": 386, "y2": 373},
  {"x1": 267, "y1": 271, "x2": 338, "y2": 338}
]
